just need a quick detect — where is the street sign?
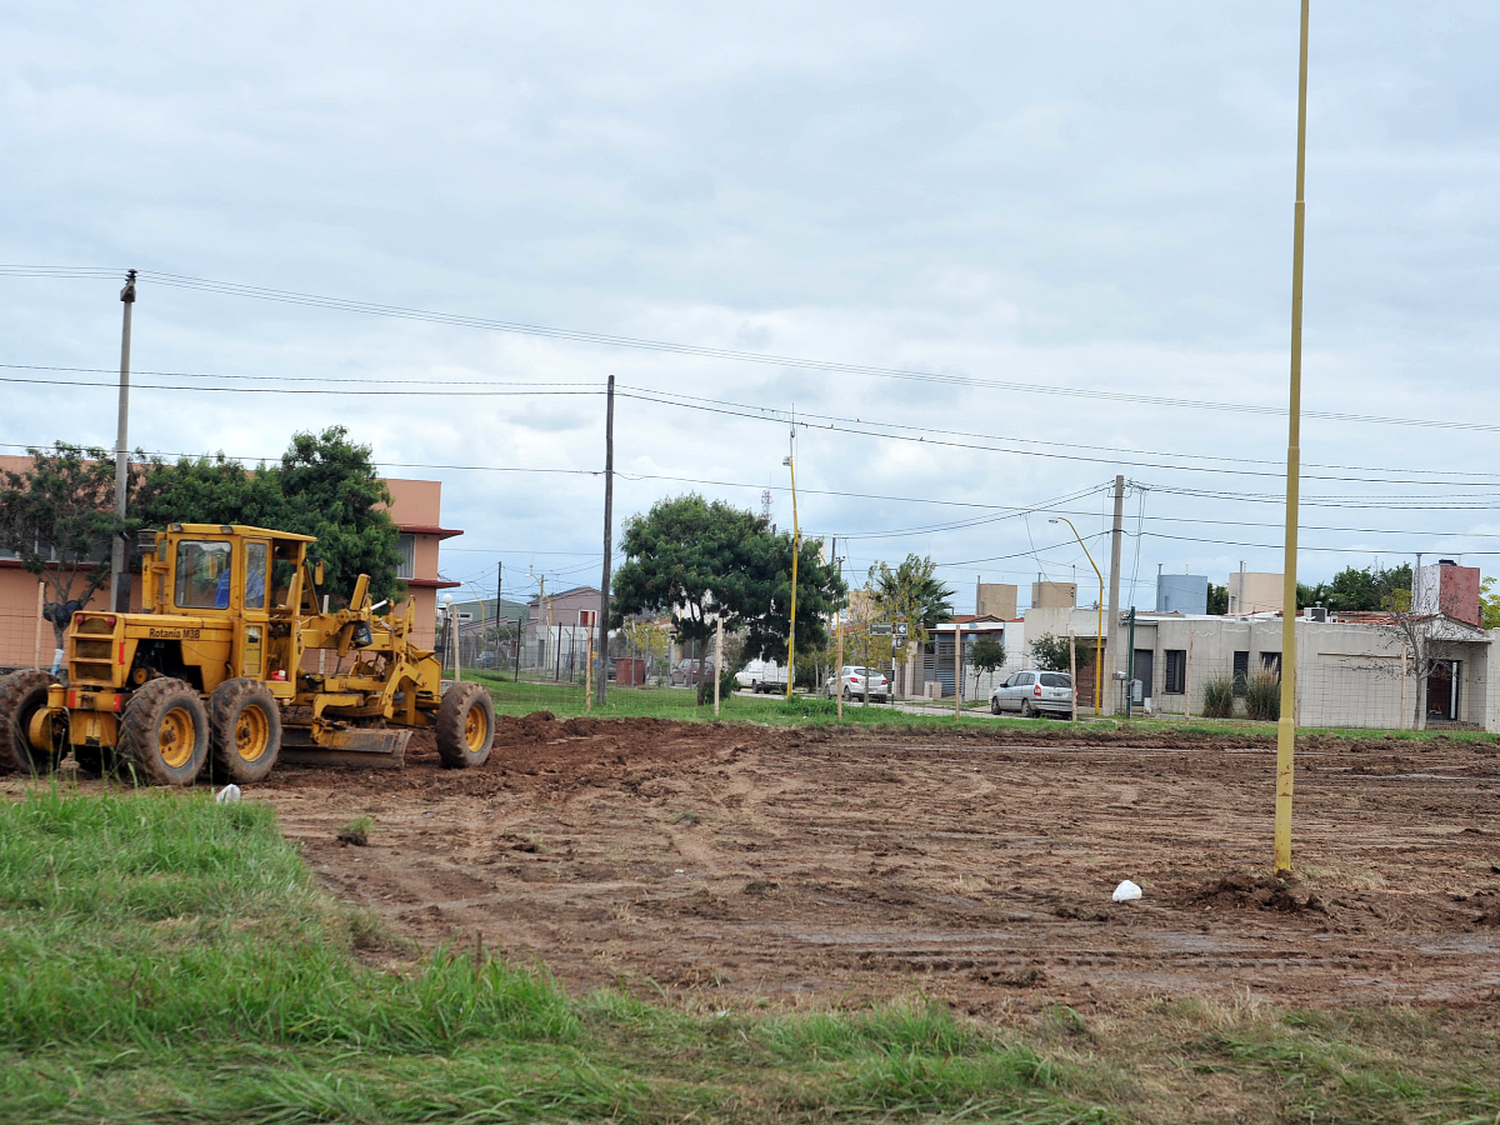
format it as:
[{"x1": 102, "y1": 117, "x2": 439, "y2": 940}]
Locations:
[
  {"x1": 894, "y1": 621, "x2": 910, "y2": 637},
  {"x1": 870, "y1": 623, "x2": 893, "y2": 636}
]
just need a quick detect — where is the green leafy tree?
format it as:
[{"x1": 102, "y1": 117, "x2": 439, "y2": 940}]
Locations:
[
  {"x1": 0, "y1": 443, "x2": 149, "y2": 649},
  {"x1": 1301, "y1": 563, "x2": 1413, "y2": 614},
  {"x1": 869, "y1": 554, "x2": 954, "y2": 646},
  {"x1": 611, "y1": 494, "x2": 845, "y2": 669},
  {"x1": 968, "y1": 635, "x2": 1006, "y2": 693},
  {"x1": 1207, "y1": 582, "x2": 1229, "y2": 615},
  {"x1": 1481, "y1": 577, "x2": 1500, "y2": 630},
  {"x1": 137, "y1": 453, "x2": 288, "y2": 531},
  {"x1": 275, "y1": 427, "x2": 403, "y2": 606},
  {"x1": 1029, "y1": 631, "x2": 1090, "y2": 672}
]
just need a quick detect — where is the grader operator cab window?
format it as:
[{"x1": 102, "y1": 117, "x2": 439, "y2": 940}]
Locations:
[
  {"x1": 175, "y1": 540, "x2": 233, "y2": 609},
  {"x1": 245, "y1": 542, "x2": 268, "y2": 609},
  {"x1": 271, "y1": 541, "x2": 301, "y2": 609}
]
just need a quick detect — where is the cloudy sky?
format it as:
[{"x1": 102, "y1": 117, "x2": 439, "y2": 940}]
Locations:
[{"x1": 4, "y1": 1, "x2": 1499, "y2": 612}]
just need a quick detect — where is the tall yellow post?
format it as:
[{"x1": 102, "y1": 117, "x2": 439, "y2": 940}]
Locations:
[
  {"x1": 1050, "y1": 516, "x2": 1104, "y2": 715},
  {"x1": 784, "y1": 443, "x2": 799, "y2": 700},
  {"x1": 1275, "y1": 0, "x2": 1311, "y2": 876}
]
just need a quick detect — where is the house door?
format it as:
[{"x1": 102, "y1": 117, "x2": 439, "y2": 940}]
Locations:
[
  {"x1": 1132, "y1": 649, "x2": 1154, "y2": 702},
  {"x1": 1427, "y1": 660, "x2": 1460, "y2": 721}
]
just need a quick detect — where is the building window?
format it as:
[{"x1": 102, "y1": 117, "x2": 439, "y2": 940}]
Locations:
[
  {"x1": 396, "y1": 534, "x2": 416, "y2": 580},
  {"x1": 1233, "y1": 650, "x2": 1250, "y2": 696},
  {"x1": 1164, "y1": 649, "x2": 1186, "y2": 694},
  {"x1": 1260, "y1": 652, "x2": 1282, "y2": 678}
]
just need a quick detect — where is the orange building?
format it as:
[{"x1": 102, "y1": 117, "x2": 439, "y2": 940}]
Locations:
[{"x1": 0, "y1": 454, "x2": 458, "y2": 668}]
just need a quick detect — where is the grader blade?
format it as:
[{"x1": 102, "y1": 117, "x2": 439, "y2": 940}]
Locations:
[{"x1": 279, "y1": 727, "x2": 411, "y2": 768}]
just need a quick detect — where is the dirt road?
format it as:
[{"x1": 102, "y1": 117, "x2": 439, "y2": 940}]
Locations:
[{"x1": 113, "y1": 716, "x2": 1500, "y2": 1009}]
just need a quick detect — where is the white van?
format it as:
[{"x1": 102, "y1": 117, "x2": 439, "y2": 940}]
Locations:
[{"x1": 735, "y1": 659, "x2": 789, "y2": 693}]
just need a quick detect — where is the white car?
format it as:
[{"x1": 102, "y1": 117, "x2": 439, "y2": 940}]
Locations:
[
  {"x1": 991, "y1": 670, "x2": 1073, "y2": 717},
  {"x1": 736, "y1": 658, "x2": 789, "y2": 693},
  {"x1": 824, "y1": 665, "x2": 890, "y2": 702}
]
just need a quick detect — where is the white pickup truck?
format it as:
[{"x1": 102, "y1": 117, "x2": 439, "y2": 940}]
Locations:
[{"x1": 735, "y1": 658, "x2": 789, "y2": 693}]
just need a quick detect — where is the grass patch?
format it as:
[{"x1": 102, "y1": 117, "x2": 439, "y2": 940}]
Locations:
[
  {"x1": 4, "y1": 789, "x2": 1497, "y2": 1123},
  {"x1": 0, "y1": 788, "x2": 1102, "y2": 1123}
]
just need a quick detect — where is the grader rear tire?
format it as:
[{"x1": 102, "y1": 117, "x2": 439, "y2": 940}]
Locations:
[
  {"x1": 118, "y1": 678, "x2": 210, "y2": 786},
  {"x1": 0, "y1": 669, "x2": 64, "y2": 775},
  {"x1": 435, "y1": 682, "x2": 494, "y2": 769},
  {"x1": 209, "y1": 678, "x2": 282, "y2": 783}
]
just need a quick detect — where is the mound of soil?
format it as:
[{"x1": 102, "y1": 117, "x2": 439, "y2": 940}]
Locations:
[{"x1": 1179, "y1": 873, "x2": 1327, "y2": 915}]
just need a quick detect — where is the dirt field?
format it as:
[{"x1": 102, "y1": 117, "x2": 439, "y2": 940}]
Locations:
[
  {"x1": 38, "y1": 715, "x2": 1500, "y2": 1013},
  {"x1": 240, "y1": 714, "x2": 1500, "y2": 1013}
]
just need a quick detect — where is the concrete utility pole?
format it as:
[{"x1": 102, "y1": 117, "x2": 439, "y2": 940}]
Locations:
[
  {"x1": 596, "y1": 376, "x2": 615, "y2": 706},
  {"x1": 1105, "y1": 474, "x2": 1125, "y2": 713},
  {"x1": 111, "y1": 269, "x2": 137, "y2": 612}
]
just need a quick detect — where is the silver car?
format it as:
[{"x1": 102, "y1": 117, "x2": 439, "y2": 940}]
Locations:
[
  {"x1": 824, "y1": 665, "x2": 890, "y2": 702},
  {"x1": 991, "y1": 670, "x2": 1073, "y2": 717}
]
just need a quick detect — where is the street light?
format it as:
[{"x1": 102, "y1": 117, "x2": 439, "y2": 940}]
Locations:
[{"x1": 1049, "y1": 517, "x2": 1103, "y2": 716}]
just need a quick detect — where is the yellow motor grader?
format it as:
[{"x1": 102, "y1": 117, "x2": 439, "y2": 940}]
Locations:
[{"x1": 0, "y1": 523, "x2": 494, "y2": 785}]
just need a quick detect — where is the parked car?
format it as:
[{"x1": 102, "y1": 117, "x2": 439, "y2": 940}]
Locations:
[
  {"x1": 824, "y1": 665, "x2": 890, "y2": 702},
  {"x1": 476, "y1": 651, "x2": 497, "y2": 668},
  {"x1": 668, "y1": 659, "x2": 714, "y2": 686},
  {"x1": 991, "y1": 670, "x2": 1073, "y2": 717},
  {"x1": 735, "y1": 658, "x2": 789, "y2": 693}
]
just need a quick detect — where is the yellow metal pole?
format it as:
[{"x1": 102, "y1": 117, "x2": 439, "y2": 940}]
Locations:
[
  {"x1": 1051, "y1": 516, "x2": 1104, "y2": 716},
  {"x1": 784, "y1": 448, "x2": 799, "y2": 700},
  {"x1": 1275, "y1": 0, "x2": 1311, "y2": 877}
]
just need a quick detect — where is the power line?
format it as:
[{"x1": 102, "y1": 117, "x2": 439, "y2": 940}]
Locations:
[
  {"x1": 6, "y1": 263, "x2": 1500, "y2": 436},
  {"x1": 12, "y1": 360, "x2": 1500, "y2": 486}
]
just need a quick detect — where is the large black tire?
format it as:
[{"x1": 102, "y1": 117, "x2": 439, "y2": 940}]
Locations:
[
  {"x1": 208, "y1": 678, "x2": 282, "y2": 784},
  {"x1": 990, "y1": 697, "x2": 1001, "y2": 715},
  {"x1": 117, "y1": 678, "x2": 210, "y2": 786},
  {"x1": 0, "y1": 669, "x2": 65, "y2": 775},
  {"x1": 1021, "y1": 699, "x2": 1035, "y2": 718},
  {"x1": 436, "y1": 682, "x2": 494, "y2": 769}
]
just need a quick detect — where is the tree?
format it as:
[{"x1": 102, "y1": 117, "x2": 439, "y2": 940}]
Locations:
[
  {"x1": 968, "y1": 635, "x2": 1006, "y2": 693},
  {"x1": 1207, "y1": 582, "x2": 1229, "y2": 615},
  {"x1": 1482, "y1": 577, "x2": 1500, "y2": 630},
  {"x1": 611, "y1": 493, "x2": 845, "y2": 669},
  {"x1": 0, "y1": 443, "x2": 151, "y2": 651},
  {"x1": 137, "y1": 427, "x2": 402, "y2": 606},
  {"x1": 1029, "y1": 631, "x2": 1089, "y2": 672},
  {"x1": 1300, "y1": 563, "x2": 1413, "y2": 614},
  {"x1": 869, "y1": 555, "x2": 954, "y2": 646}
]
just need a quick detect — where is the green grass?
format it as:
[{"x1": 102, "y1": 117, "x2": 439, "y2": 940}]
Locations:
[
  {"x1": 466, "y1": 673, "x2": 1500, "y2": 746},
  {"x1": 3, "y1": 788, "x2": 1498, "y2": 1122}
]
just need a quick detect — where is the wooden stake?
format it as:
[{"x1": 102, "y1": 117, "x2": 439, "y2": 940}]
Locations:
[
  {"x1": 33, "y1": 582, "x2": 44, "y2": 669},
  {"x1": 1068, "y1": 629, "x2": 1077, "y2": 722}
]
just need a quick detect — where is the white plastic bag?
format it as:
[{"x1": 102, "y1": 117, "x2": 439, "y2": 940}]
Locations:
[
  {"x1": 1112, "y1": 879, "x2": 1142, "y2": 902},
  {"x1": 216, "y1": 784, "x2": 242, "y2": 804}
]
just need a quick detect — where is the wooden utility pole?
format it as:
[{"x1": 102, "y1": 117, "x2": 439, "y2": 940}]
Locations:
[
  {"x1": 111, "y1": 269, "x2": 137, "y2": 612},
  {"x1": 596, "y1": 376, "x2": 614, "y2": 706},
  {"x1": 1275, "y1": 0, "x2": 1312, "y2": 876}
]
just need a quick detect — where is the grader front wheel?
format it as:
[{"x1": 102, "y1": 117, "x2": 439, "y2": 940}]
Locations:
[
  {"x1": 209, "y1": 678, "x2": 282, "y2": 783},
  {"x1": 118, "y1": 678, "x2": 210, "y2": 786},
  {"x1": 435, "y1": 682, "x2": 494, "y2": 769}
]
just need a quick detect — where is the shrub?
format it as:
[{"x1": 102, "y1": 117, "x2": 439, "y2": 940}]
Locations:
[
  {"x1": 1244, "y1": 668, "x2": 1281, "y2": 722},
  {"x1": 1200, "y1": 674, "x2": 1235, "y2": 719}
]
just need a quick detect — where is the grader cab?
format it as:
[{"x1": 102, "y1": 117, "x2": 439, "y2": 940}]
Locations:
[{"x1": 0, "y1": 523, "x2": 494, "y2": 785}]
